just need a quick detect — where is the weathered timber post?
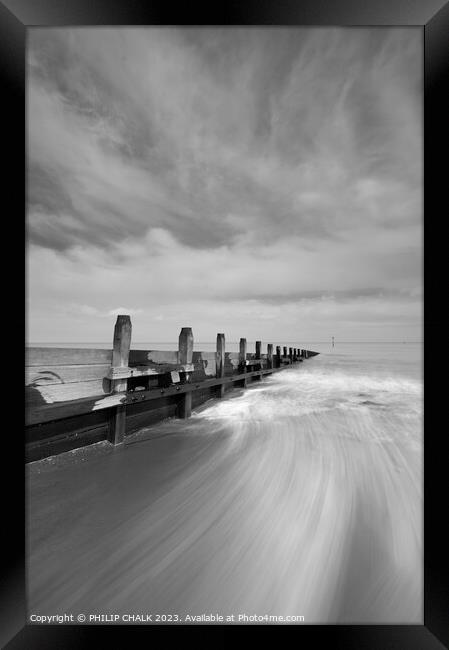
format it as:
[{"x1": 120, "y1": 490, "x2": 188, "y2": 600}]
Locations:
[
  {"x1": 239, "y1": 338, "x2": 247, "y2": 387},
  {"x1": 255, "y1": 340, "x2": 262, "y2": 378},
  {"x1": 239, "y1": 338, "x2": 247, "y2": 373},
  {"x1": 276, "y1": 345, "x2": 281, "y2": 368},
  {"x1": 108, "y1": 315, "x2": 132, "y2": 445},
  {"x1": 293, "y1": 348, "x2": 297, "y2": 360},
  {"x1": 267, "y1": 344, "x2": 273, "y2": 370},
  {"x1": 178, "y1": 327, "x2": 193, "y2": 364},
  {"x1": 178, "y1": 327, "x2": 193, "y2": 418},
  {"x1": 283, "y1": 346, "x2": 287, "y2": 361},
  {"x1": 305, "y1": 349, "x2": 308, "y2": 359},
  {"x1": 289, "y1": 347, "x2": 293, "y2": 363},
  {"x1": 216, "y1": 333, "x2": 225, "y2": 397}
]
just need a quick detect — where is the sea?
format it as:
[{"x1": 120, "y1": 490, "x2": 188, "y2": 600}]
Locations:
[{"x1": 27, "y1": 341, "x2": 423, "y2": 624}]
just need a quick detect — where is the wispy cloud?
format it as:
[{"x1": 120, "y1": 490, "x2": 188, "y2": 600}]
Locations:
[
  {"x1": 27, "y1": 27, "x2": 422, "y2": 342},
  {"x1": 68, "y1": 304, "x2": 143, "y2": 318}
]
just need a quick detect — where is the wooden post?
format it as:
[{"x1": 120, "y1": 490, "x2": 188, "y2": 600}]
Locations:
[
  {"x1": 289, "y1": 347, "x2": 293, "y2": 363},
  {"x1": 283, "y1": 346, "x2": 287, "y2": 360},
  {"x1": 177, "y1": 327, "x2": 193, "y2": 418},
  {"x1": 239, "y1": 338, "x2": 247, "y2": 387},
  {"x1": 276, "y1": 345, "x2": 281, "y2": 368},
  {"x1": 305, "y1": 349, "x2": 308, "y2": 359},
  {"x1": 293, "y1": 348, "x2": 297, "y2": 360},
  {"x1": 254, "y1": 340, "x2": 262, "y2": 379},
  {"x1": 267, "y1": 344, "x2": 273, "y2": 369},
  {"x1": 216, "y1": 333, "x2": 225, "y2": 397},
  {"x1": 108, "y1": 315, "x2": 132, "y2": 445},
  {"x1": 178, "y1": 391, "x2": 192, "y2": 419},
  {"x1": 239, "y1": 338, "x2": 247, "y2": 373},
  {"x1": 178, "y1": 327, "x2": 193, "y2": 364}
]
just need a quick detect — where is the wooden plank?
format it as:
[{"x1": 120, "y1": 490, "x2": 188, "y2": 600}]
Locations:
[
  {"x1": 192, "y1": 351, "x2": 217, "y2": 376},
  {"x1": 26, "y1": 392, "x2": 127, "y2": 426},
  {"x1": 113, "y1": 366, "x2": 301, "y2": 405},
  {"x1": 193, "y1": 351, "x2": 216, "y2": 361},
  {"x1": 109, "y1": 366, "x2": 158, "y2": 379},
  {"x1": 125, "y1": 394, "x2": 178, "y2": 419},
  {"x1": 25, "y1": 364, "x2": 111, "y2": 386},
  {"x1": 26, "y1": 408, "x2": 110, "y2": 445},
  {"x1": 246, "y1": 353, "x2": 267, "y2": 361},
  {"x1": 226, "y1": 357, "x2": 240, "y2": 369},
  {"x1": 26, "y1": 425, "x2": 109, "y2": 463},
  {"x1": 125, "y1": 401, "x2": 178, "y2": 435},
  {"x1": 129, "y1": 349, "x2": 179, "y2": 365},
  {"x1": 107, "y1": 364, "x2": 195, "y2": 380},
  {"x1": 26, "y1": 347, "x2": 112, "y2": 367},
  {"x1": 25, "y1": 380, "x2": 108, "y2": 406}
]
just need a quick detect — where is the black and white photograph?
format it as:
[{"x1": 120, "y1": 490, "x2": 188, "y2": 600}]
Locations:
[{"x1": 23, "y1": 25, "x2": 426, "y2": 627}]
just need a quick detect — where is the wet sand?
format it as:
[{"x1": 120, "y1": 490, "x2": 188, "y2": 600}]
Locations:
[{"x1": 27, "y1": 368, "x2": 422, "y2": 624}]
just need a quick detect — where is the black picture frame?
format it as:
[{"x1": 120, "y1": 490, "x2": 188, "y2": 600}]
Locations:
[{"x1": 2, "y1": 1, "x2": 448, "y2": 647}]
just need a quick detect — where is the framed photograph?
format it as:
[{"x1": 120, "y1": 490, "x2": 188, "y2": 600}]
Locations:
[{"x1": 2, "y1": 1, "x2": 447, "y2": 647}]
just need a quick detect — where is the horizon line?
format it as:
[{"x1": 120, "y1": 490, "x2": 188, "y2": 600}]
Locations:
[{"x1": 26, "y1": 340, "x2": 424, "y2": 345}]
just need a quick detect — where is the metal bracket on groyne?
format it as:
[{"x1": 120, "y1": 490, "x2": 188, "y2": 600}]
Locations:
[{"x1": 25, "y1": 315, "x2": 318, "y2": 461}]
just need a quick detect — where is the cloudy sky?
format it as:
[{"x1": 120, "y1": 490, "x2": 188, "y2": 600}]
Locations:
[{"x1": 27, "y1": 27, "x2": 422, "y2": 344}]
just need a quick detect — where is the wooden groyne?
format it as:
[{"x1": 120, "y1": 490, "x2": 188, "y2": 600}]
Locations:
[{"x1": 25, "y1": 316, "x2": 319, "y2": 462}]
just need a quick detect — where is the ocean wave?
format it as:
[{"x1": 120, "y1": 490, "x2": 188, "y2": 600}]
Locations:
[{"x1": 28, "y1": 351, "x2": 423, "y2": 623}]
